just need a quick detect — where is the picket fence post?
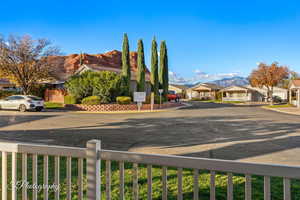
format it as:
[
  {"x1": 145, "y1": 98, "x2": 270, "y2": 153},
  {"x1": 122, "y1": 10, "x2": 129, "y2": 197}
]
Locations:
[{"x1": 86, "y1": 140, "x2": 101, "y2": 200}]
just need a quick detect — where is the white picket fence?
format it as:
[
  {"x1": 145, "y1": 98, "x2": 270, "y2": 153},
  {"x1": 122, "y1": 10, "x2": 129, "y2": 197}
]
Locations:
[{"x1": 0, "y1": 140, "x2": 299, "y2": 200}]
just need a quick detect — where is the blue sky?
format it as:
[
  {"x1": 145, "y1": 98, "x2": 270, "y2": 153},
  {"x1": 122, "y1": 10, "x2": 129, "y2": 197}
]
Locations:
[{"x1": 1, "y1": 0, "x2": 300, "y2": 84}]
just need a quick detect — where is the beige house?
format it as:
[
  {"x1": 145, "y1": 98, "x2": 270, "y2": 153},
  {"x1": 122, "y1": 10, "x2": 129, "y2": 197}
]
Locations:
[
  {"x1": 221, "y1": 85, "x2": 288, "y2": 102},
  {"x1": 0, "y1": 79, "x2": 16, "y2": 91},
  {"x1": 246, "y1": 85, "x2": 288, "y2": 101},
  {"x1": 221, "y1": 86, "x2": 261, "y2": 102},
  {"x1": 187, "y1": 83, "x2": 222, "y2": 100},
  {"x1": 288, "y1": 80, "x2": 300, "y2": 107},
  {"x1": 168, "y1": 84, "x2": 188, "y2": 98}
]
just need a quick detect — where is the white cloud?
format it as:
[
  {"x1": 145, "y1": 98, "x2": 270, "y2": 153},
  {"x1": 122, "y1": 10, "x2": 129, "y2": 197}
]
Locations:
[
  {"x1": 169, "y1": 71, "x2": 188, "y2": 85},
  {"x1": 169, "y1": 70, "x2": 240, "y2": 85}
]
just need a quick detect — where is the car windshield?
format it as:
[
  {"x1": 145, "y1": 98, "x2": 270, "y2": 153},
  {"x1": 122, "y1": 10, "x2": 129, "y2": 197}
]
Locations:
[
  {"x1": 168, "y1": 91, "x2": 175, "y2": 95},
  {"x1": 28, "y1": 96, "x2": 42, "y2": 101}
]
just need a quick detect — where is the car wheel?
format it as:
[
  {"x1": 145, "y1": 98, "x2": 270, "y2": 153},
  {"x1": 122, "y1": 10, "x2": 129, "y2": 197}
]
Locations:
[
  {"x1": 35, "y1": 107, "x2": 43, "y2": 112},
  {"x1": 19, "y1": 104, "x2": 26, "y2": 112}
]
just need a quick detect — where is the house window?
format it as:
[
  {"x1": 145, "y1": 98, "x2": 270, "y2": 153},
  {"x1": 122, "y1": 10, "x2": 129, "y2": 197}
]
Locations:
[{"x1": 237, "y1": 92, "x2": 245, "y2": 97}]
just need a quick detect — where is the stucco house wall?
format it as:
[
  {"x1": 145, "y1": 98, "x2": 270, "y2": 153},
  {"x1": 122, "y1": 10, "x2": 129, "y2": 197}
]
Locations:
[{"x1": 222, "y1": 85, "x2": 287, "y2": 102}]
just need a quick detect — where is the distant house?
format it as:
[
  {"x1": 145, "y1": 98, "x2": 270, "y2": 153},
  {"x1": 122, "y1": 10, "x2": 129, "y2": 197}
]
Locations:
[
  {"x1": 45, "y1": 50, "x2": 151, "y2": 102},
  {"x1": 186, "y1": 83, "x2": 223, "y2": 100},
  {"x1": 246, "y1": 85, "x2": 288, "y2": 101},
  {"x1": 221, "y1": 86, "x2": 263, "y2": 102},
  {"x1": 221, "y1": 85, "x2": 288, "y2": 102},
  {"x1": 288, "y1": 80, "x2": 300, "y2": 107},
  {"x1": 0, "y1": 79, "x2": 17, "y2": 91},
  {"x1": 168, "y1": 84, "x2": 188, "y2": 98}
]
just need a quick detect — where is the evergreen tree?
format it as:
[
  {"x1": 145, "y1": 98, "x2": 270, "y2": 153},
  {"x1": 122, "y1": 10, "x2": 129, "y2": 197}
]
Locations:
[
  {"x1": 159, "y1": 41, "x2": 169, "y2": 97},
  {"x1": 137, "y1": 39, "x2": 146, "y2": 92},
  {"x1": 151, "y1": 37, "x2": 159, "y2": 95},
  {"x1": 79, "y1": 52, "x2": 84, "y2": 66},
  {"x1": 121, "y1": 33, "x2": 131, "y2": 95}
]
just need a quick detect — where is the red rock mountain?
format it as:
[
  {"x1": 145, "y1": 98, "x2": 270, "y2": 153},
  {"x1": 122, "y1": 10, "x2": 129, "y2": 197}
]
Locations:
[{"x1": 48, "y1": 50, "x2": 149, "y2": 81}]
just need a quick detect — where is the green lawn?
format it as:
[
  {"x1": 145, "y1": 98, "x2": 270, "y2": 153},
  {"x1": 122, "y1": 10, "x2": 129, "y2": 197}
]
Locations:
[
  {"x1": 222, "y1": 101, "x2": 245, "y2": 104},
  {"x1": 265, "y1": 104, "x2": 293, "y2": 108},
  {"x1": 1, "y1": 155, "x2": 300, "y2": 200},
  {"x1": 44, "y1": 102, "x2": 64, "y2": 109}
]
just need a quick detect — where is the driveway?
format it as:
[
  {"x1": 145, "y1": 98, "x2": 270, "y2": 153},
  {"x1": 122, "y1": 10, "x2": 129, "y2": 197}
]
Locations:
[{"x1": 1, "y1": 102, "x2": 300, "y2": 165}]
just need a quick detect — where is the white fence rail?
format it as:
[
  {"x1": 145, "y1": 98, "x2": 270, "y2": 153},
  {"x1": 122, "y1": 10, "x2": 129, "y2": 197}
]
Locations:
[{"x1": 0, "y1": 140, "x2": 299, "y2": 200}]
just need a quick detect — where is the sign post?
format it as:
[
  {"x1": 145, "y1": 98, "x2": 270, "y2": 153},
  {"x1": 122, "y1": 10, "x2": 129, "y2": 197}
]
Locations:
[
  {"x1": 150, "y1": 92, "x2": 154, "y2": 111},
  {"x1": 158, "y1": 89, "x2": 163, "y2": 109},
  {"x1": 134, "y1": 92, "x2": 146, "y2": 111}
]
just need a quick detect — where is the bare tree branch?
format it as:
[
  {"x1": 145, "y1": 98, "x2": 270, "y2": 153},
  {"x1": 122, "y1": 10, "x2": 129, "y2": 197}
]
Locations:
[{"x1": 0, "y1": 35, "x2": 61, "y2": 94}]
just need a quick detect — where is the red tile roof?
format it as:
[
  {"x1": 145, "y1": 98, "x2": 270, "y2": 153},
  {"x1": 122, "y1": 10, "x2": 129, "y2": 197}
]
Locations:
[
  {"x1": 290, "y1": 80, "x2": 300, "y2": 87},
  {"x1": 47, "y1": 50, "x2": 150, "y2": 81}
]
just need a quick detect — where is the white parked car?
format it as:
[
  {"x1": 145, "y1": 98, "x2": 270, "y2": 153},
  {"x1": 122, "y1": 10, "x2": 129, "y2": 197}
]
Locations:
[{"x1": 0, "y1": 95, "x2": 44, "y2": 112}]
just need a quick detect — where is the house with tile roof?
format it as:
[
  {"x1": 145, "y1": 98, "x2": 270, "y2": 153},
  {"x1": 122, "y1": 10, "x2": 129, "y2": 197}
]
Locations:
[
  {"x1": 44, "y1": 50, "x2": 151, "y2": 102},
  {"x1": 186, "y1": 83, "x2": 223, "y2": 100}
]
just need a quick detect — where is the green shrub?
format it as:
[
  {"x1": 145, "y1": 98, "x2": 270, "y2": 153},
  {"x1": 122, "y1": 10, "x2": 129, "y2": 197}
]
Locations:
[
  {"x1": 144, "y1": 95, "x2": 151, "y2": 104},
  {"x1": 190, "y1": 97, "x2": 202, "y2": 101},
  {"x1": 29, "y1": 84, "x2": 47, "y2": 98},
  {"x1": 65, "y1": 71, "x2": 122, "y2": 103},
  {"x1": 155, "y1": 95, "x2": 167, "y2": 103},
  {"x1": 64, "y1": 95, "x2": 77, "y2": 104},
  {"x1": 116, "y1": 96, "x2": 131, "y2": 104},
  {"x1": 44, "y1": 102, "x2": 64, "y2": 109},
  {"x1": 216, "y1": 91, "x2": 223, "y2": 101},
  {"x1": 145, "y1": 95, "x2": 166, "y2": 104},
  {"x1": 81, "y1": 96, "x2": 101, "y2": 105}
]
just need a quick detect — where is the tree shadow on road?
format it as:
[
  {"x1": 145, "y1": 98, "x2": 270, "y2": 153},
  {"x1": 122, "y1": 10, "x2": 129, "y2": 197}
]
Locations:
[
  {"x1": 1, "y1": 113, "x2": 300, "y2": 164},
  {"x1": 180, "y1": 101, "x2": 265, "y2": 110},
  {"x1": 0, "y1": 114, "x2": 58, "y2": 128}
]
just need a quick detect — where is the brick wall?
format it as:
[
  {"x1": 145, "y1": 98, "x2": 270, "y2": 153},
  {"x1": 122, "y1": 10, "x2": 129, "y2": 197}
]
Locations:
[
  {"x1": 65, "y1": 102, "x2": 182, "y2": 112},
  {"x1": 44, "y1": 89, "x2": 66, "y2": 103}
]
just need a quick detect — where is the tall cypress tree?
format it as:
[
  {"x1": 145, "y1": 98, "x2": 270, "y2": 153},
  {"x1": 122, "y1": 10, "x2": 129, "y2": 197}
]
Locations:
[
  {"x1": 159, "y1": 41, "x2": 169, "y2": 97},
  {"x1": 79, "y1": 52, "x2": 84, "y2": 66},
  {"x1": 151, "y1": 37, "x2": 159, "y2": 95},
  {"x1": 137, "y1": 39, "x2": 146, "y2": 92},
  {"x1": 121, "y1": 33, "x2": 131, "y2": 95}
]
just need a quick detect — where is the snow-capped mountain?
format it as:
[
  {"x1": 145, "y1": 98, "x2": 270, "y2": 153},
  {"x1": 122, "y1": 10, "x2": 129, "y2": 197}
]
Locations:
[
  {"x1": 185, "y1": 76, "x2": 248, "y2": 88},
  {"x1": 211, "y1": 76, "x2": 249, "y2": 87}
]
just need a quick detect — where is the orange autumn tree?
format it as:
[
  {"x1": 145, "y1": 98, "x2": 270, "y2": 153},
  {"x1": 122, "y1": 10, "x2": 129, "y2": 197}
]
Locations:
[
  {"x1": 249, "y1": 62, "x2": 289, "y2": 104},
  {"x1": 0, "y1": 35, "x2": 60, "y2": 95}
]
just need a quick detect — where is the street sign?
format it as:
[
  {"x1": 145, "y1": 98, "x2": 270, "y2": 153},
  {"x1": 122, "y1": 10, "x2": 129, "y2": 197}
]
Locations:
[
  {"x1": 150, "y1": 92, "x2": 154, "y2": 111},
  {"x1": 134, "y1": 92, "x2": 146, "y2": 111},
  {"x1": 134, "y1": 92, "x2": 146, "y2": 102},
  {"x1": 158, "y1": 89, "x2": 163, "y2": 109}
]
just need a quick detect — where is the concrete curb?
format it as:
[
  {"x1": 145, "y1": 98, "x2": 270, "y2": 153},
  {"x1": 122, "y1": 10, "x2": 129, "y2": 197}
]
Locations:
[{"x1": 262, "y1": 106, "x2": 300, "y2": 116}]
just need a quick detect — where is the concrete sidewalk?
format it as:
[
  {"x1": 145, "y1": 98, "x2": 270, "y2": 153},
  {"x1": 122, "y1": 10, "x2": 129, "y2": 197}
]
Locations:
[{"x1": 263, "y1": 106, "x2": 300, "y2": 116}]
